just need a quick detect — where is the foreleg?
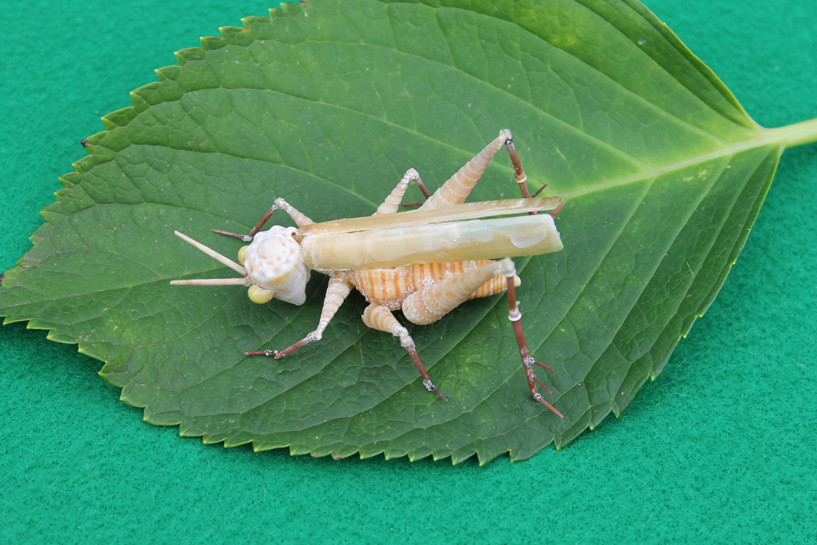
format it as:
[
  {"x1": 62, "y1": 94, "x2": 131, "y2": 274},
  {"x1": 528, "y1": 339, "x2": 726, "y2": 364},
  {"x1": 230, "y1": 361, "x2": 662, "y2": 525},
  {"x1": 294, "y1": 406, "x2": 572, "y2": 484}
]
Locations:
[
  {"x1": 361, "y1": 304, "x2": 447, "y2": 400},
  {"x1": 245, "y1": 274, "x2": 352, "y2": 358},
  {"x1": 215, "y1": 197, "x2": 314, "y2": 241}
]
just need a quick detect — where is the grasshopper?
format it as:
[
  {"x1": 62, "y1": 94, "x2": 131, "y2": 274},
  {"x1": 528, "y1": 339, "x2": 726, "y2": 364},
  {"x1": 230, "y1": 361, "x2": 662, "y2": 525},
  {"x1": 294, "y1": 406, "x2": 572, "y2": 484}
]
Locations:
[{"x1": 171, "y1": 130, "x2": 565, "y2": 417}]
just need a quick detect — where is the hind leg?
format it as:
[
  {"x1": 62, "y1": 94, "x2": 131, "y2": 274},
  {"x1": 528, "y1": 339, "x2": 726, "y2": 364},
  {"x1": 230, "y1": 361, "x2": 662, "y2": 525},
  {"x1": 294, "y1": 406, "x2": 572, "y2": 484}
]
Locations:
[
  {"x1": 420, "y1": 129, "x2": 536, "y2": 211},
  {"x1": 402, "y1": 258, "x2": 562, "y2": 417},
  {"x1": 501, "y1": 260, "x2": 563, "y2": 418}
]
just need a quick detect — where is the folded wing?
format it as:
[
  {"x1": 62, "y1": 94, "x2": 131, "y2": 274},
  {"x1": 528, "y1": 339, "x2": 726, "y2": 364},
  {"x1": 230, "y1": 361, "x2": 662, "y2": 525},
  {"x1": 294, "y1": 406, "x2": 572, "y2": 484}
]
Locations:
[
  {"x1": 295, "y1": 197, "x2": 560, "y2": 238},
  {"x1": 301, "y1": 209, "x2": 563, "y2": 272}
]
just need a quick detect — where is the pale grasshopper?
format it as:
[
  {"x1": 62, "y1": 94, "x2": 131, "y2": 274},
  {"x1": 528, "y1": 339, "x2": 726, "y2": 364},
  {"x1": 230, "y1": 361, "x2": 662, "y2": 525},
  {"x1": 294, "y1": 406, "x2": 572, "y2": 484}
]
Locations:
[{"x1": 172, "y1": 130, "x2": 565, "y2": 416}]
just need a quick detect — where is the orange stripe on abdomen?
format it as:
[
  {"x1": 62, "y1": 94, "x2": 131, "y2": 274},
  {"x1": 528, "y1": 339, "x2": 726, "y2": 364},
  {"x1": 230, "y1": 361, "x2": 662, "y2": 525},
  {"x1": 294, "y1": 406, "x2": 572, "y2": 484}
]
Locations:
[{"x1": 348, "y1": 260, "x2": 508, "y2": 309}]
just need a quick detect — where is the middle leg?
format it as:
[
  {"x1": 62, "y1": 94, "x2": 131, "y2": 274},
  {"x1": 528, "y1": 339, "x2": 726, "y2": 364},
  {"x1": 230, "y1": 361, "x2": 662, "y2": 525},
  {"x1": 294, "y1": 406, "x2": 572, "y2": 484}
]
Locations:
[{"x1": 361, "y1": 303, "x2": 447, "y2": 400}]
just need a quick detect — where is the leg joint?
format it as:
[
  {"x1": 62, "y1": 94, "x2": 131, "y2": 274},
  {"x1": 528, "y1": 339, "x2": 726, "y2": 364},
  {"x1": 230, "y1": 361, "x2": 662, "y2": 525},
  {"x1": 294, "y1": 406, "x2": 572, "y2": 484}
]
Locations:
[{"x1": 508, "y1": 305, "x2": 522, "y2": 322}]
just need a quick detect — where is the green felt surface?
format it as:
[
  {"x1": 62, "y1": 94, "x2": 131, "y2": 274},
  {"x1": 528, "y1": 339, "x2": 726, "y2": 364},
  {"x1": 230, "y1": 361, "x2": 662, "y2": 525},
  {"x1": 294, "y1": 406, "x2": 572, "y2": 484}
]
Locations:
[{"x1": 1, "y1": 0, "x2": 815, "y2": 543}]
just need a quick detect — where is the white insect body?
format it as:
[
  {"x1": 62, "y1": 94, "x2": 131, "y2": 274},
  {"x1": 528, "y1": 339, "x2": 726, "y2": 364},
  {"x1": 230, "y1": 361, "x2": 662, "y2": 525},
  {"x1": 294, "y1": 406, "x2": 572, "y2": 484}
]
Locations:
[{"x1": 172, "y1": 130, "x2": 565, "y2": 416}]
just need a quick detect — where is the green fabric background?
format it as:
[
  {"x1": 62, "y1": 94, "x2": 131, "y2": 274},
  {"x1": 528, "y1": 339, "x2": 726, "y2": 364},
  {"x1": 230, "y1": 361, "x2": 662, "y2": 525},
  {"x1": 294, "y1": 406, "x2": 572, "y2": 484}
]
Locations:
[{"x1": 1, "y1": 0, "x2": 815, "y2": 543}]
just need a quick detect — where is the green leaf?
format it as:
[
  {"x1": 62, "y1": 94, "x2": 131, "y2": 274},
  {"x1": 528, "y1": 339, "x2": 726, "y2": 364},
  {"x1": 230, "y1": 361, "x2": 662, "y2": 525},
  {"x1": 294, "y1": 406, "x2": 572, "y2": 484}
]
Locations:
[{"x1": 1, "y1": 0, "x2": 816, "y2": 464}]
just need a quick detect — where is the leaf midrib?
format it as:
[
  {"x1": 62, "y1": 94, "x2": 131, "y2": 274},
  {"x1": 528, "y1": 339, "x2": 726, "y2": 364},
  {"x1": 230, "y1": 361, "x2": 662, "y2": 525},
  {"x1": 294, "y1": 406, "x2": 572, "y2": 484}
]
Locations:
[
  {"x1": 561, "y1": 131, "x2": 780, "y2": 199},
  {"x1": 119, "y1": 90, "x2": 772, "y2": 214}
]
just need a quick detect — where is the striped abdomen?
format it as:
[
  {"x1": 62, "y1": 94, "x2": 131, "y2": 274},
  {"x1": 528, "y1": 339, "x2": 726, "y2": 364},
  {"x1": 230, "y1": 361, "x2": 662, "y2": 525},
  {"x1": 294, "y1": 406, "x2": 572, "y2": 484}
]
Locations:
[{"x1": 345, "y1": 260, "x2": 508, "y2": 310}]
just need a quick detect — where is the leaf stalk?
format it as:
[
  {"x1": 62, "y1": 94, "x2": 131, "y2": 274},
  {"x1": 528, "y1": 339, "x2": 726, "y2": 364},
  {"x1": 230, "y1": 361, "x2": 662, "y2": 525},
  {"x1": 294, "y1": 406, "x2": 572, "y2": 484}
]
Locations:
[{"x1": 770, "y1": 117, "x2": 817, "y2": 148}]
